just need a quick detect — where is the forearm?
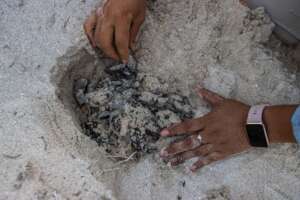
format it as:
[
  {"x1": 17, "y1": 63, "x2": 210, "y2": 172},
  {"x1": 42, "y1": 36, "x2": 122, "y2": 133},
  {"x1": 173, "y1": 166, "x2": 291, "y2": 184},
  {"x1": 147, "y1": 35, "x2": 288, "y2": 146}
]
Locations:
[{"x1": 263, "y1": 105, "x2": 298, "y2": 143}]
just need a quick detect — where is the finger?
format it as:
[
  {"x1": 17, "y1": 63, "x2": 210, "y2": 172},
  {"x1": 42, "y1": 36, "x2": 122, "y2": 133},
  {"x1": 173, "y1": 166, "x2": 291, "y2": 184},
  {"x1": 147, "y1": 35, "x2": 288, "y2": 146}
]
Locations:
[
  {"x1": 160, "y1": 117, "x2": 207, "y2": 137},
  {"x1": 197, "y1": 86, "x2": 225, "y2": 107},
  {"x1": 160, "y1": 135, "x2": 202, "y2": 157},
  {"x1": 169, "y1": 144, "x2": 214, "y2": 166},
  {"x1": 84, "y1": 11, "x2": 97, "y2": 48},
  {"x1": 94, "y1": 19, "x2": 119, "y2": 60},
  {"x1": 190, "y1": 152, "x2": 223, "y2": 172},
  {"x1": 129, "y1": 16, "x2": 145, "y2": 49},
  {"x1": 115, "y1": 17, "x2": 131, "y2": 63}
]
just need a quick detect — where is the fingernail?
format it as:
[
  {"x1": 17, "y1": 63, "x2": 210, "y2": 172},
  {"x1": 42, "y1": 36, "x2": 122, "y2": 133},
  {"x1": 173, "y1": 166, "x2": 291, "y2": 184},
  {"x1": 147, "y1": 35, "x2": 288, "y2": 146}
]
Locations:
[
  {"x1": 160, "y1": 147, "x2": 168, "y2": 157},
  {"x1": 160, "y1": 129, "x2": 170, "y2": 136}
]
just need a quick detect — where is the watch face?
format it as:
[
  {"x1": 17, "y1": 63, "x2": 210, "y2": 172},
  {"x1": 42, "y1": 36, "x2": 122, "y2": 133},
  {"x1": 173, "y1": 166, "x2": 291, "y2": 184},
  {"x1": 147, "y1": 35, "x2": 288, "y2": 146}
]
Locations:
[{"x1": 246, "y1": 124, "x2": 268, "y2": 147}]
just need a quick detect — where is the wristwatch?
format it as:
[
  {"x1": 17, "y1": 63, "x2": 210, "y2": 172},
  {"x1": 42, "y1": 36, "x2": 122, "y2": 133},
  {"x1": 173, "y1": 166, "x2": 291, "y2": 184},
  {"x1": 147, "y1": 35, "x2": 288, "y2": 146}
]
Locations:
[{"x1": 246, "y1": 105, "x2": 270, "y2": 147}]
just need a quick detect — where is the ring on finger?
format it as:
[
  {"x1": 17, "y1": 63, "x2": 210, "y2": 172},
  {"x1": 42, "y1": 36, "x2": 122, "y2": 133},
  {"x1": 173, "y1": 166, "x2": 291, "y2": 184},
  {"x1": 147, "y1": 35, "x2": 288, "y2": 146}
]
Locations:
[{"x1": 197, "y1": 134, "x2": 202, "y2": 145}]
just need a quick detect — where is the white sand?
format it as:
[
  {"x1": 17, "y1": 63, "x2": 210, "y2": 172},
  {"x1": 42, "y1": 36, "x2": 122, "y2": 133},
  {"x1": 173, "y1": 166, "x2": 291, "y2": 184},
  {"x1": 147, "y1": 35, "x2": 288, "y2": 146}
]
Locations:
[{"x1": 0, "y1": 0, "x2": 299, "y2": 199}]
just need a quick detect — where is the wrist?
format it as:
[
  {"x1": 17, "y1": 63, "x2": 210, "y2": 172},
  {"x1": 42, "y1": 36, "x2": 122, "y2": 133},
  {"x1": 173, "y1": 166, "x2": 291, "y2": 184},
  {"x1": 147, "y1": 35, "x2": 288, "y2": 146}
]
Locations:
[{"x1": 263, "y1": 105, "x2": 298, "y2": 143}]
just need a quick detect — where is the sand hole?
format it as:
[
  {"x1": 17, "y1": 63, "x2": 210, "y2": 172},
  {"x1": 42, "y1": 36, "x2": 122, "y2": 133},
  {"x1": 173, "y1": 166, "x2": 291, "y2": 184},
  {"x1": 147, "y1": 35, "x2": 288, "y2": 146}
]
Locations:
[
  {"x1": 54, "y1": 46, "x2": 194, "y2": 158},
  {"x1": 51, "y1": 46, "x2": 197, "y2": 198},
  {"x1": 51, "y1": 46, "x2": 197, "y2": 199}
]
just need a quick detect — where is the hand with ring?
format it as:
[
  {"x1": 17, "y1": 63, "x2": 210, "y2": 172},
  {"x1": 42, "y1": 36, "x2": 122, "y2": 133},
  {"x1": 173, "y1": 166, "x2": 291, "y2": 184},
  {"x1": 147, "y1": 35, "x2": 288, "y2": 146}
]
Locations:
[{"x1": 159, "y1": 86, "x2": 251, "y2": 172}]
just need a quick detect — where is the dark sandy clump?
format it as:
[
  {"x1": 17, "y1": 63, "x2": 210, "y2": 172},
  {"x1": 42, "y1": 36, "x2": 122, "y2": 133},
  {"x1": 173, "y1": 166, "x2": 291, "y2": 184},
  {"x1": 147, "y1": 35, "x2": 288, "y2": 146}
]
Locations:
[{"x1": 74, "y1": 57, "x2": 194, "y2": 158}]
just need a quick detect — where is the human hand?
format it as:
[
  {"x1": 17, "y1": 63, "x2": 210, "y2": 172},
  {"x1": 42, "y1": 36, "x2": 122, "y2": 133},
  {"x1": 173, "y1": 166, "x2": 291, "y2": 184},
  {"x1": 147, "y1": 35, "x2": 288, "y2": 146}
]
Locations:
[
  {"x1": 160, "y1": 87, "x2": 251, "y2": 172},
  {"x1": 84, "y1": 0, "x2": 146, "y2": 63}
]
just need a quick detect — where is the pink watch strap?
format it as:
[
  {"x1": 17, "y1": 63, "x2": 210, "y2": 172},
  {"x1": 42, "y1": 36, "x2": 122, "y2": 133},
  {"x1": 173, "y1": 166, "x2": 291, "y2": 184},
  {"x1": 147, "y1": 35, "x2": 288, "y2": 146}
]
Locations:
[{"x1": 247, "y1": 105, "x2": 269, "y2": 124}]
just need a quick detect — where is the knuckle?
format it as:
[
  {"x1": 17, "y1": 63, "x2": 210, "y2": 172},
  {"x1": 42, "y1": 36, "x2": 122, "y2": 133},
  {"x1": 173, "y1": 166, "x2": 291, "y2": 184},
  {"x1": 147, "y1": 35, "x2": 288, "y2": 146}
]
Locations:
[
  {"x1": 115, "y1": 39, "x2": 125, "y2": 48},
  {"x1": 195, "y1": 147, "x2": 205, "y2": 156},
  {"x1": 207, "y1": 144, "x2": 214, "y2": 151},
  {"x1": 183, "y1": 137, "x2": 193, "y2": 147},
  {"x1": 209, "y1": 152, "x2": 221, "y2": 161},
  {"x1": 112, "y1": 9, "x2": 127, "y2": 18},
  {"x1": 195, "y1": 148, "x2": 203, "y2": 156},
  {"x1": 203, "y1": 134, "x2": 213, "y2": 143},
  {"x1": 179, "y1": 124, "x2": 188, "y2": 132},
  {"x1": 202, "y1": 159, "x2": 210, "y2": 166},
  {"x1": 197, "y1": 144, "x2": 212, "y2": 155},
  {"x1": 183, "y1": 120, "x2": 192, "y2": 130},
  {"x1": 116, "y1": 43, "x2": 126, "y2": 51},
  {"x1": 200, "y1": 133, "x2": 210, "y2": 143}
]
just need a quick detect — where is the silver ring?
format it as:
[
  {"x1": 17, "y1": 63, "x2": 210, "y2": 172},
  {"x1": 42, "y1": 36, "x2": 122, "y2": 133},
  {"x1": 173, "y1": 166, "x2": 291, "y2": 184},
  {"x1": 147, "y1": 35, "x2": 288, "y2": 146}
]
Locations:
[{"x1": 197, "y1": 134, "x2": 202, "y2": 144}]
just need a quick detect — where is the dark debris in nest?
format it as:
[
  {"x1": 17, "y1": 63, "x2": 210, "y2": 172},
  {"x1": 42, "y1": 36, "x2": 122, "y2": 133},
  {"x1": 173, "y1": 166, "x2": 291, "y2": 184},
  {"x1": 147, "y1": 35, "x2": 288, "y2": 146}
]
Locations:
[{"x1": 74, "y1": 56, "x2": 194, "y2": 159}]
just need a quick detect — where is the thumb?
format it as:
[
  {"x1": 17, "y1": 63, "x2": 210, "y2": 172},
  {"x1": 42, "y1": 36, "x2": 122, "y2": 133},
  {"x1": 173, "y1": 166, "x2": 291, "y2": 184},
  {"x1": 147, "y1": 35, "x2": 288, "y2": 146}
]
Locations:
[{"x1": 84, "y1": 11, "x2": 97, "y2": 48}]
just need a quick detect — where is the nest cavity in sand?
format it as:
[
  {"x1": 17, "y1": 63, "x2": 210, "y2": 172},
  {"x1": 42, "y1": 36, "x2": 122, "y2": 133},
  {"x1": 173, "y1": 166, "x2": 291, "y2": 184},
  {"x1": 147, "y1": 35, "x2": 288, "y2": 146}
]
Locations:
[{"x1": 74, "y1": 57, "x2": 194, "y2": 158}]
